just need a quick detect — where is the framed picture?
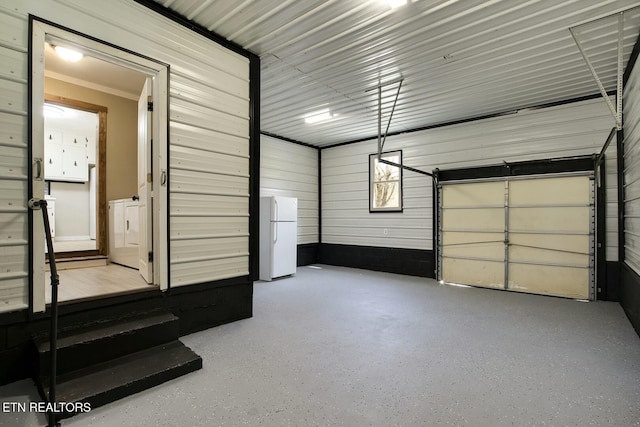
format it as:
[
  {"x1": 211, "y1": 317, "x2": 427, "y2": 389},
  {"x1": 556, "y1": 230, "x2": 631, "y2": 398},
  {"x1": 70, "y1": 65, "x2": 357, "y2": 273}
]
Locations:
[{"x1": 369, "y1": 150, "x2": 403, "y2": 212}]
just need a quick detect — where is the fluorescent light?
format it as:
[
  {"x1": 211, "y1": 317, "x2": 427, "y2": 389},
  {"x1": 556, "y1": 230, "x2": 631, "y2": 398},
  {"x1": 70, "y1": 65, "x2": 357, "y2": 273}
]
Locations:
[
  {"x1": 304, "y1": 109, "x2": 335, "y2": 124},
  {"x1": 387, "y1": 0, "x2": 407, "y2": 9},
  {"x1": 54, "y1": 46, "x2": 83, "y2": 62},
  {"x1": 43, "y1": 104, "x2": 64, "y2": 118}
]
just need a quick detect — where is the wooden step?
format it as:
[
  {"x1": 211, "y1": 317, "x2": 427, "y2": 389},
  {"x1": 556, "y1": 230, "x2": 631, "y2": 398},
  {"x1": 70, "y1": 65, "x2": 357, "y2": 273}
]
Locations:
[
  {"x1": 46, "y1": 256, "x2": 108, "y2": 271},
  {"x1": 34, "y1": 310, "x2": 179, "y2": 379},
  {"x1": 41, "y1": 340, "x2": 202, "y2": 421}
]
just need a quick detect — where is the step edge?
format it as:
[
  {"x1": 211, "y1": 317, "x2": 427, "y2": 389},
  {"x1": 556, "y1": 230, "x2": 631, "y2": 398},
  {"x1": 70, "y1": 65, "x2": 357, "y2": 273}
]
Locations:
[
  {"x1": 35, "y1": 312, "x2": 179, "y2": 352},
  {"x1": 41, "y1": 341, "x2": 201, "y2": 389},
  {"x1": 52, "y1": 357, "x2": 202, "y2": 421}
]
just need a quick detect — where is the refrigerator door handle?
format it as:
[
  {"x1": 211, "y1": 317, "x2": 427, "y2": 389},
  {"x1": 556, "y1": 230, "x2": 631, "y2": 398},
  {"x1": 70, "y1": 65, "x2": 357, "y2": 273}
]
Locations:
[
  {"x1": 273, "y1": 222, "x2": 278, "y2": 243},
  {"x1": 274, "y1": 198, "x2": 279, "y2": 222}
]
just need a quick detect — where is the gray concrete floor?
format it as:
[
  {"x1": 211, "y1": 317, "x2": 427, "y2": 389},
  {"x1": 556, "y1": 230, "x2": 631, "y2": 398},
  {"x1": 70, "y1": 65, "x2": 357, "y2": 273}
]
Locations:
[{"x1": 1, "y1": 265, "x2": 640, "y2": 426}]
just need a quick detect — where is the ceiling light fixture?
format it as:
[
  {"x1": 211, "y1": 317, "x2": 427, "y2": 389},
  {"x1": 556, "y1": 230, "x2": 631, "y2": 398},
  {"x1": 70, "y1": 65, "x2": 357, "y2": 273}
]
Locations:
[
  {"x1": 54, "y1": 45, "x2": 84, "y2": 62},
  {"x1": 387, "y1": 0, "x2": 407, "y2": 9},
  {"x1": 304, "y1": 109, "x2": 336, "y2": 124},
  {"x1": 43, "y1": 104, "x2": 64, "y2": 118}
]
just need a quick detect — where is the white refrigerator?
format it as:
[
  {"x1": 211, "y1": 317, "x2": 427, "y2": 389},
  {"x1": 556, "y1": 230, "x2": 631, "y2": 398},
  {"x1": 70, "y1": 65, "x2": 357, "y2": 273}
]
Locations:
[{"x1": 259, "y1": 196, "x2": 297, "y2": 281}]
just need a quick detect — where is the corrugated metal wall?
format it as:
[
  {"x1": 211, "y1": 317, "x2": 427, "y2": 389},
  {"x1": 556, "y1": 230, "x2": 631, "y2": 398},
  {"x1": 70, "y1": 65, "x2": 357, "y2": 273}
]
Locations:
[
  {"x1": 623, "y1": 59, "x2": 640, "y2": 274},
  {"x1": 0, "y1": 6, "x2": 28, "y2": 312},
  {"x1": 322, "y1": 98, "x2": 618, "y2": 260},
  {"x1": 260, "y1": 135, "x2": 318, "y2": 245},
  {"x1": 0, "y1": 0, "x2": 250, "y2": 311}
]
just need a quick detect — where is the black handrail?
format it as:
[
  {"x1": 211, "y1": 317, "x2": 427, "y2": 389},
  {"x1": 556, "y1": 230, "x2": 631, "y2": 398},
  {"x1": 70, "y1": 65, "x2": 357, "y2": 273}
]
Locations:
[{"x1": 29, "y1": 198, "x2": 60, "y2": 427}]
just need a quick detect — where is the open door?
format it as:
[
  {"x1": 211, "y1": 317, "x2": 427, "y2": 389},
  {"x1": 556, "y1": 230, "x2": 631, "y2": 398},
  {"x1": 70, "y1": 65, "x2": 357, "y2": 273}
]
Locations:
[
  {"x1": 138, "y1": 77, "x2": 153, "y2": 283},
  {"x1": 30, "y1": 22, "x2": 169, "y2": 310}
]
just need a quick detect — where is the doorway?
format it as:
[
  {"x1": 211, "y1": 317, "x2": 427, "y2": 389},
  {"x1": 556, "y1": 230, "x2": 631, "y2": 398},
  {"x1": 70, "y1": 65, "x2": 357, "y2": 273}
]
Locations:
[
  {"x1": 42, "y1": 99, "x2": 104, "y2": 256},
  {"x1": 31, "y1": 21, "x2": 169, "y2": 310}
]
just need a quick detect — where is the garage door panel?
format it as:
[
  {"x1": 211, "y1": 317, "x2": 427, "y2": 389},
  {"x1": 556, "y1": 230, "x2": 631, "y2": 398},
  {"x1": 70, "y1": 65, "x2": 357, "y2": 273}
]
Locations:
[
  {"x1": 442, "y1": 258, "x2": 504, "y2": 289},
  {"x1": 509, "y1": 233, "x2": 589, "y2": 265},
  {"x1": 509, "y1": 206, "x2": 590, "y2": 233},
  {"x1": 442, "y1": 231, "x2": 504, "y2": 245},
  {"x1": 442, "y1": 236, "x2": 504, "y2": 261},
  {"x1": 509, "y1": 233, "x2": 589, "y2": 253},
  {"x1": 442, "y1": 181, "x2": 504, "y2": 207},
  {"x1": 442, "y1": 208, "x2": 504, "y2": 231},
  {"x1": 442, "y1": 230, "x2": 504, "y2": 266},
  {"x1": 442, "y1": 241, "x2": 504, "y2": 260},
  {"x1": 509, "y1": 245, "x2": 589, "y2": 266},
  {"x1": 510, "y1": 176, "x2": 590, "y2": 205},
  {"x1": 509, "y1": 263, "x2": 589, "y2": 299}
]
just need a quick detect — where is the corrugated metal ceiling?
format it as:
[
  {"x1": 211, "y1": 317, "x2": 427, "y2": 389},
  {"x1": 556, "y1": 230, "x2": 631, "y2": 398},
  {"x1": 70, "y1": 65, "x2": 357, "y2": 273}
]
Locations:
[{"x1": 153, "y1": 0, "x2": 640, "y2": 146}]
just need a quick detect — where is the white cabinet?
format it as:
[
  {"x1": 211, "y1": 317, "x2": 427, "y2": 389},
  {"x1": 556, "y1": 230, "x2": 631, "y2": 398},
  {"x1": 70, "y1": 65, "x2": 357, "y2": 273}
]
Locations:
[
  {"x1": 86, "y1": 134, "x2": 97, "y2": 165},
  {"x1": 45, "y1": 196, "x2": 56, "y2": 238},
  {"x1": 44, "y1": 128, "x2": 88, "y2": 182},
  {"x1": 44, "y1": 130, "x2": 63, "y2": 179},
  {"x1": 109, "y1": 198, "x2": 139, "y2": 269}
]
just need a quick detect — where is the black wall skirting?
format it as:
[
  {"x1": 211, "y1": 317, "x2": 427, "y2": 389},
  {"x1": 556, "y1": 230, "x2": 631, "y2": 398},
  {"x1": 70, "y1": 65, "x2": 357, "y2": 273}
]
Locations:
[
  {"x1": 166, "y1": 282, "x2": 253, "y2": 336},
  {"x1": 0, "y1": 280, "x2": 253, "y2": 385},
  {"x1": 605, "y1": 261, "x2": 620, "y2": 302},
  {"x1": 621, "y1": 262, "x2": 640, "y2": 337},
  {"x1": 298, "y1": 243, "x2": 319, "y2": 266},
  {"x1": 318, "y1": 243, "x2": 434, "y2": 278}
]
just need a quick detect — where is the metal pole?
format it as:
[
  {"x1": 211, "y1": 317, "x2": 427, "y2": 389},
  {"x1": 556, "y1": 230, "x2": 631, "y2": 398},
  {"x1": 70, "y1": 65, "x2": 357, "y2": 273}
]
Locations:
[
  {"x1": 569, "y1": 27, "x2": 619, "y2": 126},
  {"x1": 377, "y1": 85, "x2": 382, "y2": 159},
  {"x1": 381, "y1": 80, "x2": 404, "y2": 151},
  {"x1": 29, "y1": 199, "x2": 60, "y2": 427},
  {"x1": 378, "y1": 158, "x2": 433, "y2": 177},
  {"x1": 596, "y1": 127, "x2": 617, "y2": 166}
]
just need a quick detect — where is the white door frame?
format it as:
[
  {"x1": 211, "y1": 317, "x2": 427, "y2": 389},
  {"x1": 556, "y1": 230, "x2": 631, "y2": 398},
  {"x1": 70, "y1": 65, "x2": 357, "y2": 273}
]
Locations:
[
  {"x1": 31, "y1": 21, "x2": 169, "y2": 312},
  {"x1": 138, "y1": 77, "x2": 153, "y2": 284}
]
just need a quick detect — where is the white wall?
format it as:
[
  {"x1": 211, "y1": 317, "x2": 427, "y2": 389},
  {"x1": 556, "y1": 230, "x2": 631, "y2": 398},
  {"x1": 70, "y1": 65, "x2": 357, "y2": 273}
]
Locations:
[
  {"x1": 0, "y1": 6, "x2": 30, "y2": 311},
  {"x1": 624, "y1": 60, "x2": 640, "y2": 274},
  {"x1": 50, "y1": 181, "x2": 91, "y2": 239},
  {"x1": 322, "y1": 98, "x2": 618, "y2": 260},
  {"x1": 0, "y1": 0, "x2": 250, "y2": 312},
  {"x1": 260, "y1": 135, "x2": 318, "y2": 244}
]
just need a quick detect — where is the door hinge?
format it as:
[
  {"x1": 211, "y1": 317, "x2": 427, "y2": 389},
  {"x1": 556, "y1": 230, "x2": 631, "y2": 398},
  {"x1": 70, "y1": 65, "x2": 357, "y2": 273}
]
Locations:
[
  {"x1": 147, "y1": 101, "x2": 153, "y2": 112},
  {"x1": 147, "y1": 173, "x2": 152, "y2": 183},
  {"x1": 148, "y1": 252, "x2": 153, "y2": 262}
]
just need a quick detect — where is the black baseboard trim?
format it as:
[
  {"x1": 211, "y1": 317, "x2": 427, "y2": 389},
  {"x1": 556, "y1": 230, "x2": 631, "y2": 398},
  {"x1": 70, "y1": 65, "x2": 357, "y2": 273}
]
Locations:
[
  {"x1": 605, "y1": 261, "x2": 620, "y2": 302},
  {"x1": 166, "y1": 282, "x2": 253, "y2": 336},
  {"x1": 319, "y1": 243, "x2": 434, "y2": 278},
  {"x1": 298, "y1": 243, "x2": 319, "y2": 266},
  {"x1": 621, "y1": 262, "x2": 640, "y2": 338}
]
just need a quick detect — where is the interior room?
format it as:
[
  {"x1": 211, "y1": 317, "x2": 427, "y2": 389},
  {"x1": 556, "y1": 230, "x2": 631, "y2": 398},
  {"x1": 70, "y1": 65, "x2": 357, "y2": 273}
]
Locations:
[
  {"x1": 42, "y1": 42, "x2": 155, "y2": 303},
  {"x1": 0, "y1": 1, "x2": 639, "y2": 426}
]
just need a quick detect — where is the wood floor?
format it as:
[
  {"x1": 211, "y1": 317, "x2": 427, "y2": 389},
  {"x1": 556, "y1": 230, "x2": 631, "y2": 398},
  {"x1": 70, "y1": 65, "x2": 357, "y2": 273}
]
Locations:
[
  {"x1": 45, "y1": 239, "x2": 97, "y2": 253},
  {"x1": 45, "y1": 264, "x2": 156, "y2": 304}
]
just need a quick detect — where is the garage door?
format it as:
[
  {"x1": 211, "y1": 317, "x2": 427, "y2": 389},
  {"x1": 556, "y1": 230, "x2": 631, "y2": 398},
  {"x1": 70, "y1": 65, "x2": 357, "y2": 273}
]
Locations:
[{"x1": 438, "y1": 174, "x2": 594, "y2": 300}]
